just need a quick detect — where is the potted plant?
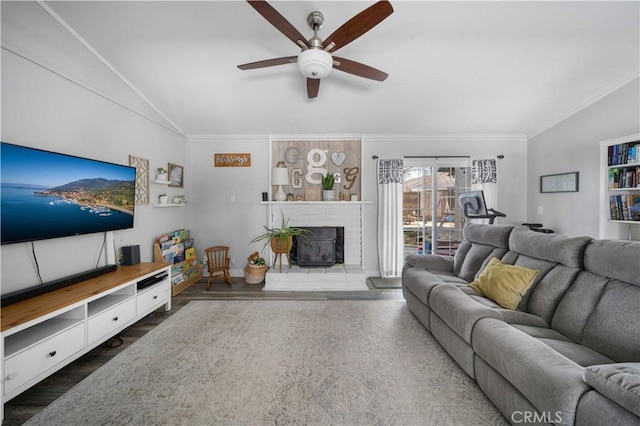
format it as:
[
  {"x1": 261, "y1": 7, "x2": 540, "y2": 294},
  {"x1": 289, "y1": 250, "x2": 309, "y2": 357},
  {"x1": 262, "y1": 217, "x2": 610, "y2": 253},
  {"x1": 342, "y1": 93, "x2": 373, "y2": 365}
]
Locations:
[
  {"x1": 321, "y1": 172, "x2": 336, "y2": 201},
  {"x1": 156, "y1": 167, "x2": 168, "y2": 181},
  {"x1": 251, "y1": 213, "x2": 310, "y2": 254},
  {"x1": 158, "y1": 192, "x2": 168, "y2": 204},
  {"x1": 172, "y1": 194, "x2": 187, "y2": 205}
]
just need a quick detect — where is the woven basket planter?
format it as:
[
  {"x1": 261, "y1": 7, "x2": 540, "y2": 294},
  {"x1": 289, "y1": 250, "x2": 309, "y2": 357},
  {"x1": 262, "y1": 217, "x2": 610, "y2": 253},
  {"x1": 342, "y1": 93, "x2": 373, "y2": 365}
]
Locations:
[
  {"x1": 244, "y1": 263, "x2": 268, "y2": 284},
  {"x1": 270, "y1": 235, "x2": 293, "y2": 253}
]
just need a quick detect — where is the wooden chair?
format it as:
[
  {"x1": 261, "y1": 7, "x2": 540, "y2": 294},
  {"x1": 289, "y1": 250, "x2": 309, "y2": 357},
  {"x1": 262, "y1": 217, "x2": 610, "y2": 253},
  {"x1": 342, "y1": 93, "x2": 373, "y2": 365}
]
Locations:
[{"x1": 205, "y1": 246, "x2": 232, "y2": 289}]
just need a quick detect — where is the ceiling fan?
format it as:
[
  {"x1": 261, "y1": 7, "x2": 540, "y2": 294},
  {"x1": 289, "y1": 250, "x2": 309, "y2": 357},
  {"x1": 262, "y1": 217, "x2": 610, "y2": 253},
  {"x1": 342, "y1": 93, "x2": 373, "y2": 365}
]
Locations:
[{"x1": 237, "y1": 0, "x2": 394, "y2": 99}]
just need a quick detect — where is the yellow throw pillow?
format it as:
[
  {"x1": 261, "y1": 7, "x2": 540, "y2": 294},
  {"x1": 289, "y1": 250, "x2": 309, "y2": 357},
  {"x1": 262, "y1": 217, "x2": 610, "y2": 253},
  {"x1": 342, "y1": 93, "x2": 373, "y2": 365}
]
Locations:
[{"x1": 469, "y1": 257, "x2": 538, "y2": 310}]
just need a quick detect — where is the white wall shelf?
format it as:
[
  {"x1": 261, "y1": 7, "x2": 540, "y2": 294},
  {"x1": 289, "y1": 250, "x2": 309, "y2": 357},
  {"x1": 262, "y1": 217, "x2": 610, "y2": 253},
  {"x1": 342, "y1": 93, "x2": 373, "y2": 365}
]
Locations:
[
  {"x1": 153, "y1": 203, "x2": 186, "y2": 207},
  {"x1": 260, "y1": 201, "x2": 372, "y2": 205},
  {"x1": 154, "y1": 179, "x2": 170, "y2": 185}
]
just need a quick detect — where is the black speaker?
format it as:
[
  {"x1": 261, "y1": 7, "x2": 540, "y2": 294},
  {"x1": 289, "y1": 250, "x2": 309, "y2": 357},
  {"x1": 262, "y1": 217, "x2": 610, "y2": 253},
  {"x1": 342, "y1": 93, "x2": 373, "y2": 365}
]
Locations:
[{"x1": 122, "y1": 245, "x2": 140, "y2": 265}]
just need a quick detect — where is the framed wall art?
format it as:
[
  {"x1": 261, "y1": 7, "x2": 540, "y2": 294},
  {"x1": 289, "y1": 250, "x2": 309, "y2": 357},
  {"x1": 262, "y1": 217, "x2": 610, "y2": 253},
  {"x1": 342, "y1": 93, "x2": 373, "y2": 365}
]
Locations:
[
  {"x1": 168, "y1": 163, "x2": 184, "y2": 188},
  {"x1": 129, "y1": 155, "x2": 150, "y2": 204},
  {"x1": 540, "y1": 172, "x2": 579, "y2": 193}
]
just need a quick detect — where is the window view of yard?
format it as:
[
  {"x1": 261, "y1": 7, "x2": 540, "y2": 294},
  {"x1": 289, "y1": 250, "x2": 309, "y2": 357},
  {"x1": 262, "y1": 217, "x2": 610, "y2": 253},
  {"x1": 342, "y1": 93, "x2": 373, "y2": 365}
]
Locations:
[{"x1": 403, "y1": 165, "x2": 471, "y2": 258}]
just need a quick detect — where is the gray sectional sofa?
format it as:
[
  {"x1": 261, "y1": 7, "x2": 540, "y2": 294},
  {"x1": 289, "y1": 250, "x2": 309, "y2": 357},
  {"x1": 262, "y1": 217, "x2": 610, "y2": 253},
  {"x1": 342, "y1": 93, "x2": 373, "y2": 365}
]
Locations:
[{"x1": 402, "y1": 223, "x2": 640, "y2": 425}]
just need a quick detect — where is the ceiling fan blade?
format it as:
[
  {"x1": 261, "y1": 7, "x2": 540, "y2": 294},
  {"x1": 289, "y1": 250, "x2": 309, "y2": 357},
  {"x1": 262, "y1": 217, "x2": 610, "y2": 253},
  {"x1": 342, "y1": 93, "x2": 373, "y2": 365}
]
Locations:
[
  {"x1": 247, "y1": 1, "x2": 310, "y2": 49},
  {"x1": 238, "y1": 56, "x2": 297, "y2": 70},
  {"x1": 323, "y1": 1, "x2": 393, "y2": 53},
  {"x1": 333, "y1": 56, "x2": 388, "y2": 81},
  {"x1": 307, "y1": 78, "x2": 320, "y2": 99}
]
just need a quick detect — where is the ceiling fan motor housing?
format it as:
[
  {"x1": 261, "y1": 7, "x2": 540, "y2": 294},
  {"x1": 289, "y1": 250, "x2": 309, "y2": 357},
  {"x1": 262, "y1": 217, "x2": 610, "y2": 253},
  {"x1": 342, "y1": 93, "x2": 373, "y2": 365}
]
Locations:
[{"x1": 298, "y1": 48, "x2": 333, "y2": 79}]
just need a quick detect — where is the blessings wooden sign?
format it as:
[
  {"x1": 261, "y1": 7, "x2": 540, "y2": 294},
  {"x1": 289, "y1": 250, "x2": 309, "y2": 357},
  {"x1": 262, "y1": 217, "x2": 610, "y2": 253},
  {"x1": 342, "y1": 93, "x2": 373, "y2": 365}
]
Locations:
[{"x1": 214, "y1": 153, "x2": 251, "y2": 167}]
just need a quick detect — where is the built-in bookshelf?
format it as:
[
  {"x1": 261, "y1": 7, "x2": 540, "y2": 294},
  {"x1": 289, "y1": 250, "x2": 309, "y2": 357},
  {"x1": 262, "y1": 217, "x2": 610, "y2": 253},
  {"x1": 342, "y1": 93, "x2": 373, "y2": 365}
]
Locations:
[
  {"x1": 600, "y1": 134, "x2": 640, "y2": 241},
  {"x1": 153, "y1": 229, "x2": 203, "y2": 296}
]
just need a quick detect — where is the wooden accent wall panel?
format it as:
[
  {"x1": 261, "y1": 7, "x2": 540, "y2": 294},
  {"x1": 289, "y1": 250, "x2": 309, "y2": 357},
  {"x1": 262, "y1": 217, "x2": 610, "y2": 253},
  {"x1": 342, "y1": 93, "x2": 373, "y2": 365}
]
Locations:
[{"x1": 272, "y1": 139, "x2": 361, "y2": 201}]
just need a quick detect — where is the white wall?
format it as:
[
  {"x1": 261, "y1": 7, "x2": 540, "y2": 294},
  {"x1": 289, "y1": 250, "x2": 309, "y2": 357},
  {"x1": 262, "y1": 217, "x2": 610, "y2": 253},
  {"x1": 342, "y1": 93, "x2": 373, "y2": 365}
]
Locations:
[
  {"x1": 188, "y1": 136, "x2": 270, "y2": 276},
  {"x1": 189, "y1": 135, "x2": 528, "y2": 277},
  {"x1": 527, "y1": 78, "x2": 640, "y2": 237},
  {"x1": 1, "y1": 2, "x2": 188, "y2": 294}
]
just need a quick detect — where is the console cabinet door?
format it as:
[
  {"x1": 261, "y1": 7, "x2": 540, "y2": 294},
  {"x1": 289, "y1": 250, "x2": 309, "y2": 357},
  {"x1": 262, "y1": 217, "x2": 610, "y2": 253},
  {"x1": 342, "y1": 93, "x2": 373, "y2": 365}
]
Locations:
[{"x1": 4, "y1": 323, "x2": 85, "y2": 396}]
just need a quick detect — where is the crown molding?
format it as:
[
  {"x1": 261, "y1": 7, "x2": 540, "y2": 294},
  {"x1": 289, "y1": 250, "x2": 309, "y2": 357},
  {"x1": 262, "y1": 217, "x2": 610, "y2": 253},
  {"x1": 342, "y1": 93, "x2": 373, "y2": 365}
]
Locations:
[
  {"x1": 363, "y1": 134, "x2": 528, "y2": 143},
  {"x1": 187, "y1": 135, "x2": 270, "y2": 142},
  {"x1": 188, "y1": 134, "x2": 527, "y2": 143}
]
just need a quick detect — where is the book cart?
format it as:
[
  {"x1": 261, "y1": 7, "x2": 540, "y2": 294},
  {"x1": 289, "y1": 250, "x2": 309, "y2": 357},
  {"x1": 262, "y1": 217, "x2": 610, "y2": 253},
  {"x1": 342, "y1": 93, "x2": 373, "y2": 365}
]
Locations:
[{"x1": 153, "y1": 229, "x2": 203, "y2": 296}]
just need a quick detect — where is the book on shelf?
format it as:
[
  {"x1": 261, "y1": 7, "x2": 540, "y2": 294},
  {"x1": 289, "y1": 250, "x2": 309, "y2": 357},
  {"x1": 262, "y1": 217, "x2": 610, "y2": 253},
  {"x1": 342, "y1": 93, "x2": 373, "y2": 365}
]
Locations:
[
  {"x1": 609, "y1": 194, "x2": 640, "y2": 221},
  {"x1": 608, "y1": 166, "x2": 640, "y2": 189},
  {"x1": 608, "y1": 141, "x2": 640, "y2": 166},
  {"x1": 185, "y1": 247, "x2": 195, "y2": 260}
]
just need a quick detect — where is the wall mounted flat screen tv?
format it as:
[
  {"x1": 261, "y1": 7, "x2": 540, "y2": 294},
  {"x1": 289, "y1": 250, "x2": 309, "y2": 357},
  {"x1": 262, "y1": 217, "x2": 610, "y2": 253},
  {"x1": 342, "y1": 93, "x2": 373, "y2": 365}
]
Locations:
[{"x1": 1, "y1": 142, "x2": 136, "y2": 245}]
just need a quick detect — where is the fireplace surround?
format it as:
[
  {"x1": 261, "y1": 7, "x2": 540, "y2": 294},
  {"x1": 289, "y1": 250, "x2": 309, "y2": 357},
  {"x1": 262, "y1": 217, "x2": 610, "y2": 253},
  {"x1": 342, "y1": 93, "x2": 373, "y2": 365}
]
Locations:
[{"x1": 262, "y1": 201, "x2": 368, "y2": 291}]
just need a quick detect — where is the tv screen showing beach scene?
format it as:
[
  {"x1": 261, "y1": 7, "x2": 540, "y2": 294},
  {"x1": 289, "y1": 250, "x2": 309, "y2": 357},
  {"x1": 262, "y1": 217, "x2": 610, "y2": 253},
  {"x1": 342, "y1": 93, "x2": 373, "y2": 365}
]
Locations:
[{"x1": 1, "y1": 142, "x2": 136, "y2": 245}]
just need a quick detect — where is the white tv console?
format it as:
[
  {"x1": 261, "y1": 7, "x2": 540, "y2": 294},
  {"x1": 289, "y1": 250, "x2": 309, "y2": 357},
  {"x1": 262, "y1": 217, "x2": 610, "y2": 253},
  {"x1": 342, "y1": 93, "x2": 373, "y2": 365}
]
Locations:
[{"x1": 0, "y1": 263, "x2": 171, "y2": 422}]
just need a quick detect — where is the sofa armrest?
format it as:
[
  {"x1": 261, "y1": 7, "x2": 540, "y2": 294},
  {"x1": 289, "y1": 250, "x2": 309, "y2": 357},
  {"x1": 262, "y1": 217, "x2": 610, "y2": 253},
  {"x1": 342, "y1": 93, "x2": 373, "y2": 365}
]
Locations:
[
  {"x1": 583, "y1": 363, "x2": 640, "y2": 417},
  {"x1": 429, "y1": 285, "x2": 503, "y2": 343},
  {"x1": 405, "y1": 254, "x2": 454, "y2": 273}
]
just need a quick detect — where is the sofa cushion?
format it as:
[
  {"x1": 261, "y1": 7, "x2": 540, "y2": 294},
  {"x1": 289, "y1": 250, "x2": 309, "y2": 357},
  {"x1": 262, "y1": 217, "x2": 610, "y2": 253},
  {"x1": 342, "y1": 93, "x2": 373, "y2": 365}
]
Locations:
[
  {"x1": 405, "y1": 254, "x2": 454, "y2": 272},
  {"x1": 500, "y1": 326, "x2": 612, "y2": 366},
  {"x1": 522, "y1": 265, "x2": 581, "y2": 324},
  {"x1": 455, "y1": 245, "x2": 508, "y2": 283},
  {"x1": 469, "y1": 257, "x2": 538, "y2": 309},
  {"x1": 552, "y1": 272, "x2": 608, "y2": 343},
  {"x1": 508, "y1": 226, "x2": 591, "y2": 268},
  {"x1": 510, "y1": 324, "x2": 571, "y2": 341},
  {"x1": 473, "y1": 318, "x2": 589, "y2": 426},
  {"x1": 433, "y1": 273, "x2": 469, "y2": 285},
  {"x1": 403, "y1": 268, "x2": 445, "y2": 303},
  {"x1": 583, "y1": 363, "x2": 640, "y2": 417},
  {"x1": 429, "y1": 285, "x2": 503, "y2": 343},
  {"x1": 583, "y1": 239, "x2": 640, "y2": 286},
  {"x1": 538, "y1": 339, "x2": 612, "y2": 367},
  {"x1": 463, "y1": 223, "x2": 514, "y2": 248},
  {"x1": 454, "y1": 224, "x2": 513, "y2": 282},
  {"x1": 580, "y1": 279, "x2": 640, "y2": 362},
  {"x1": 576, "y1": 390, "x2": 640, "y2": 426}
]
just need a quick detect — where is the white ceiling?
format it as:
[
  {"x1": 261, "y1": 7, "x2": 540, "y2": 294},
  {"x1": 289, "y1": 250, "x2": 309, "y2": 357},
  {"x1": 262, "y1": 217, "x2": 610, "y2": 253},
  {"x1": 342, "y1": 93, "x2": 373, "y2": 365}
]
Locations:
[{"x1": 44, "y1": 1, "x2": 639, "y2": 137}]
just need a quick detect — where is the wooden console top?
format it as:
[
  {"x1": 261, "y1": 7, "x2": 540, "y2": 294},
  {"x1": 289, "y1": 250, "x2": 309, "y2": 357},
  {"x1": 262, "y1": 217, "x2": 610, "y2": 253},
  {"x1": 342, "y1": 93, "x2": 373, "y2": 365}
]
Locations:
[{"x1": 1, "y1": 263, "x2": 168, "y2": 332}]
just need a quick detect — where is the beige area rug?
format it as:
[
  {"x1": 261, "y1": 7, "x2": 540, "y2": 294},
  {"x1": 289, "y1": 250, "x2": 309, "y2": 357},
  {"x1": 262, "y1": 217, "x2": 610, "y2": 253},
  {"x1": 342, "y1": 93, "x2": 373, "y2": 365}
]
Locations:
[{"x1": 26, "y1": 300, "x2": 507, "y2": 425}]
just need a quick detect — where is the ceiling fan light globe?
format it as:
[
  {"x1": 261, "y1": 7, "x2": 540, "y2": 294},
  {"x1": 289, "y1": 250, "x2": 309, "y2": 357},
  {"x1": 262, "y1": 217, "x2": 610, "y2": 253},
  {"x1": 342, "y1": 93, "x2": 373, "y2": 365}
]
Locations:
[{"x1": 298, "y1": 49, "x2": 333, "y2": 79}]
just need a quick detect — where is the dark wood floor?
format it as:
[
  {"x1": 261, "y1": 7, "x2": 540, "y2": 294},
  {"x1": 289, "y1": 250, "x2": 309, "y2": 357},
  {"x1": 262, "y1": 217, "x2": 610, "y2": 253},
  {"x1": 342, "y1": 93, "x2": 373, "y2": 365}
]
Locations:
[{"x1": 3, "y1": 278, "x2": 402, "y2": 425}]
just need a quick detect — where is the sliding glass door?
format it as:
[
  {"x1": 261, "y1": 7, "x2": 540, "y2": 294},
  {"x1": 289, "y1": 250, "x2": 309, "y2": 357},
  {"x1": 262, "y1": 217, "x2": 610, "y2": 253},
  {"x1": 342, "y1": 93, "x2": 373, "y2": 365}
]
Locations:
[{"x1": 403, "y1": 159, "x2": 471, "y2": 257}]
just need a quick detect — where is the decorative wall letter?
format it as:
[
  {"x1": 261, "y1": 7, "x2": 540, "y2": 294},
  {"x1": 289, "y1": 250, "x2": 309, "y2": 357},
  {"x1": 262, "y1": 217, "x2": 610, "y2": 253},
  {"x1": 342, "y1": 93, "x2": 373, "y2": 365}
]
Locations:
[
  {"x1": 343, "y1": 167, "x2": 359, "y2": 190},
  {"x1": 284, "y1": 147, "x2": 300, "y2": 164},
  {"x1": 291, "y1": 168, "x2": 303, "y2": 189},
  {"x1": 306, "y1": 148, "x2": 328, "y2": 184}
]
